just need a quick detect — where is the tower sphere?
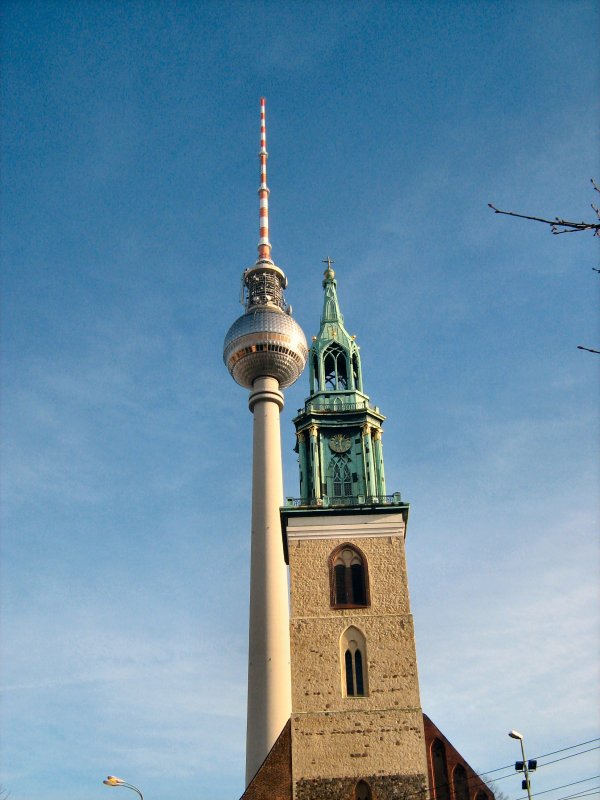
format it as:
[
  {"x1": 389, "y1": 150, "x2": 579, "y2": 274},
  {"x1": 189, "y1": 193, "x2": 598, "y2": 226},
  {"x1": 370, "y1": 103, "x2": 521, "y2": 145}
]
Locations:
[{"x1": 223, "y1": 307, "x2": 308, "y2": 389}]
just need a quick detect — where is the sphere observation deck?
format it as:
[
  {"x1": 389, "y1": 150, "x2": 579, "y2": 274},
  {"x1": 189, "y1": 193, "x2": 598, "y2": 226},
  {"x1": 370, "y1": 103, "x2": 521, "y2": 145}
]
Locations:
[{"x1": 224, "y1": 305, "x2": 308, "y2": 390}]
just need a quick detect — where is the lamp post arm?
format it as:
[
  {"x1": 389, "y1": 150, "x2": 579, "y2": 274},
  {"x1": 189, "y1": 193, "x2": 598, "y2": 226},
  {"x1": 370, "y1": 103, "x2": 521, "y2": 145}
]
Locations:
[{"x1": 107, "y1": 783, "x2": 144, "y2": 800}]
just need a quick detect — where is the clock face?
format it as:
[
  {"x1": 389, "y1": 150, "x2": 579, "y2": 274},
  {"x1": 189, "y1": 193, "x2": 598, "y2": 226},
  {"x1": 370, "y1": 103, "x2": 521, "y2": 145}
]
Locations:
[{"x1": 329, "y1": 433, "x2": 352, "y2": 453}]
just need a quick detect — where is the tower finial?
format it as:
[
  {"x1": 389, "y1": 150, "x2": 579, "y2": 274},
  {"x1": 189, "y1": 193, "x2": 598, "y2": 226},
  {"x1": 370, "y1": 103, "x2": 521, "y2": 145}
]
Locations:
[
  {"x1": 258, "y1": 97, "x2": 271, "y2": 263},
  {"x1": 322, "y1": 255, "x2": 335, "y2": 280}
]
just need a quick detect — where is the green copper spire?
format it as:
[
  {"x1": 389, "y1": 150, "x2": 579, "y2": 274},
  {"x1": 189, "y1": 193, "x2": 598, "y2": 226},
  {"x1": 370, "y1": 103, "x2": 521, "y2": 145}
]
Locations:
[
  {"x1": 308, "y1": 262, "x2": 364, "y2": 398},
  {"x1": 291, "y1": 263, "x2": 396, "y2": 507},
  {"x1": 321, "y1": 260, "x2": 344, "y2": 323}
]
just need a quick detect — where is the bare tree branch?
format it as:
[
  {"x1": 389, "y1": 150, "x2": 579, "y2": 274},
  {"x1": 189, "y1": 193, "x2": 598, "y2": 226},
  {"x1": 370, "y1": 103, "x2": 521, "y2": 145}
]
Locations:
[
  {"x1": 489, "y1": 182, "x2": 599, "y2": 354},
  {"x1": 577, "y1": 345, "x2": 600, "y2": 354},
  {"x1": 488, "y1": 179, "x2": 600, "y2": 235},
  {"x1": 482, "y1": 776, "x2": 510, "y2": 800},
  {"x1": 487, "y1": 204, "x2": 600, "y2": 234}
]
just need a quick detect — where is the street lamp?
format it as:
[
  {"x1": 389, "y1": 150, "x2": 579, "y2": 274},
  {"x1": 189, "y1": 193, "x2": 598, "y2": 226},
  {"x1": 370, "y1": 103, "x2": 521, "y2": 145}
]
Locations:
[
  {"x1": 508, "y1": 731, "x2": 537, "y2": 800},
  {"x1": 102, "y1": 776, "x2": 144, "y2": 800}
]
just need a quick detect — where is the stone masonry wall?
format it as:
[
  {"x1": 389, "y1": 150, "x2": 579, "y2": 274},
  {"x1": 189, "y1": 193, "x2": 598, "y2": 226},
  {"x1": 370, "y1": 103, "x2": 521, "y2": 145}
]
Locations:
[
  {"x1": 295, "y1": 772, "x2": 427, "y2": 800},
  {"x1": 292, "y1": 708, "x2": 426, "y2": 782},
  {"x1": 288, "y1": 526, "x2": 412, "y2": 619},
  {"x1": 287, "y1": 517, "x2": 429, "y2": 795},
  {"x1": 291, "y1": 613, "x2": 421, "y2": 713}
]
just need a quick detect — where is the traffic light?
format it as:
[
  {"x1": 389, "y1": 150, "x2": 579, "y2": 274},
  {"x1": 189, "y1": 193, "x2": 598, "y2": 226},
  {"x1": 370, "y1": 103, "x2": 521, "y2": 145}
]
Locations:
[
  {"x1": 522, "y1": 779, "x2": 530, "y2": 791},
  {"x1": 528, "y1": 760, "x2": 537, "y2": 771},
  {"x1": 515, "y1": 761, "x2": 524, "y2": 771}
]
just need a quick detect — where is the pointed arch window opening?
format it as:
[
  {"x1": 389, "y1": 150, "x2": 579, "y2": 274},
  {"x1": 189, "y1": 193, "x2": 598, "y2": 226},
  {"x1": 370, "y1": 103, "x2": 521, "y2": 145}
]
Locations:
[
  {"x1": 324, "y1": 344, "x2": 348, "y2": 390},
  {"x1": 355, "y1": 780, "x2": 373, "y2": 800},
  {"x1": 344, "y1": 649, "x2": 354, "y2": 695},
  {"x1": 331, "y1": 455, "x2": 352, "y2": 498},
  {"x1": 312, "y1": 353, "x2": 319, "y2": 392},
  {"x1": 341, "y1": 626, "x2": 368, "y2": 697},
  {"x1": 330, "y1": 545, "x2": 369, "y2": 608},
  {"x1": 453, "y1": 764, "x2": 469, "y2": 800},
  {"x1": 352, "y1": 352, "x2": 361, "y2": 392},
  {"x1": 432, "y1": 738, "x2": 451, "y2": 800}
]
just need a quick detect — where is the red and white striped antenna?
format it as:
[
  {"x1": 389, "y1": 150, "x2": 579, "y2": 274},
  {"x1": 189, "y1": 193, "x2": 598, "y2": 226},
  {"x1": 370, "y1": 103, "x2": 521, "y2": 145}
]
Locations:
[{"x1": 258, "y1": 97, "x2": 272, "y2": 263}]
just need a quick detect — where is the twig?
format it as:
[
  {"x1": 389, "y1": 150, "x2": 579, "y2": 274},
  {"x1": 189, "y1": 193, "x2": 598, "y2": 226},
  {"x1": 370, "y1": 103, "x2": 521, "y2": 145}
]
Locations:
[
  {"x1": 487, "y1": 204, "x2": 600, "y2": 235},
  {"x1": 577, "y1": 345, "x2": 600, "y2": 354}
]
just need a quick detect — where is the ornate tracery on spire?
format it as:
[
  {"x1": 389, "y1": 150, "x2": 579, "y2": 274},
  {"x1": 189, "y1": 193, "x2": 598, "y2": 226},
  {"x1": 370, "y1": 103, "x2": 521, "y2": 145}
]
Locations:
[{"x1": 308, "y1": 264, "x2": 363, "y2": 395}]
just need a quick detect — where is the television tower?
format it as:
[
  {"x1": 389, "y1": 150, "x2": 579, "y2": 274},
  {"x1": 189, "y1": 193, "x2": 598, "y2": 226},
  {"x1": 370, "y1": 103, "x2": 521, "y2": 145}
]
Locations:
[{"x1": 223, "y1": 99, "x2": 308, "y2": 785}]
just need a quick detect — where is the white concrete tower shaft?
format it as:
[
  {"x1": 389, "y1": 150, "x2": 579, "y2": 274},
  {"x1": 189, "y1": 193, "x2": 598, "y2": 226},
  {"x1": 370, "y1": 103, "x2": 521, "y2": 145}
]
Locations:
[
  {"x1": 222, "y1": 99, "x2": 307, "y2": 786},
  {"x1": 246, "y1": 376, "x2": 289, "y2": 784}
]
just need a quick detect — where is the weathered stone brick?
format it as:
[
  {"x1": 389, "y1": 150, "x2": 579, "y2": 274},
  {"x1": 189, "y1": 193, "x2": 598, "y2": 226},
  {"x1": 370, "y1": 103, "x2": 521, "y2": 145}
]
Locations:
[{"x1": 285, "y1": 511, "x2": 429, "y2": 797}]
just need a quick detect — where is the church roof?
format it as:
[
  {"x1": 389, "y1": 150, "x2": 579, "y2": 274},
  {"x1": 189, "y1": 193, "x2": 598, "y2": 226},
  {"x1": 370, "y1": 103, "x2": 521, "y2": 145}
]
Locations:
[{"x1": 239, "y1": 720, "x2": 292, "y2": 800}]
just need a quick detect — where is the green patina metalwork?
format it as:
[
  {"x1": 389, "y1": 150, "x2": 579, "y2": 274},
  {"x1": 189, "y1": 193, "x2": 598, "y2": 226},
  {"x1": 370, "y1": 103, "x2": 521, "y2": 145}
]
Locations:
[{"x1": 292, "y1": 267, "x2": 391, "y2": 506}]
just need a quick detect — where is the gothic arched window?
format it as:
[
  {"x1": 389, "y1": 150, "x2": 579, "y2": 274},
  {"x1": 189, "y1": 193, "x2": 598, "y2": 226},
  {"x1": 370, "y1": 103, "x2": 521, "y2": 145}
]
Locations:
[
  {"x1": 432, "y1": 738, "x2": 450, "y2": 800},
  {"x1": 330, "y1": 544, "x2": 369, "y2": 607},
  {"x1": 352, "y1": 352, "x2": 360, "y2": 391},
  {"x1": 453, "y1": 765, "x2": 469, "y2": 800},
  {"x1": 341, "y1": 626, "x2": 368, "y2": 697},
  {"x1": 323, "y1": 344, "x2": 348, "y2": 390},
  {"x1": 331, "y1": 455, "x2": 352, "y2": 497},
  {"x1": 355, "y1": 780, "x2": 372, "y2": 800}
]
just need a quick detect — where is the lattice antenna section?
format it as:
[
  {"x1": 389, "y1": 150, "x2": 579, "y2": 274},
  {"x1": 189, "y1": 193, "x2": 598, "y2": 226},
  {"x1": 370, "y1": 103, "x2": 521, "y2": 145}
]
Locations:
[{"x1": 240, "y1": 97, "x2": 289, "y2": 312}]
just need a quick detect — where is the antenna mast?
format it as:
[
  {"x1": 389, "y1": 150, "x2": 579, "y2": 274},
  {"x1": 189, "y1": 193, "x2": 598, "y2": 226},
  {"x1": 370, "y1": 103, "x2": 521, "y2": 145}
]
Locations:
[
  {"x1": 258, "y1": 97, "x2": 271, "y2": 263},
  {"x1": 239, "y1": 98, "x2": 287, "y2": 312}
]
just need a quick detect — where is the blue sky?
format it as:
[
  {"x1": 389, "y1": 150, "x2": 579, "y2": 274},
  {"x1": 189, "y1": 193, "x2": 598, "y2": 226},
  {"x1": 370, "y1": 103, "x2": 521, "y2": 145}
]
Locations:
[{"x1": 1, "y1": 1, "x2": 599, "y2": 799}]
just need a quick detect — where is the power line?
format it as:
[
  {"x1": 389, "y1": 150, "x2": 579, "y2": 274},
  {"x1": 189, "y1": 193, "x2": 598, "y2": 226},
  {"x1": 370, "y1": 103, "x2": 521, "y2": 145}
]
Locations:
[
  {"x1": 539, "y1": 741, "x2": 600, "y2": 762},
  {"x1": 534, "y1": 788, "x2": 600, "y2": 800},
  {"x1": 551, "y1": 788, "x2": 600, "y2": 800},
  {"x1": 512, "y1": 775, "x2": 600, "y2": 800},
  {"x1": 383, "y1": 737, "x2": 600, "y2": 800},
  {"x1": 480, "y1": 750, "x2": 600, "y2": 789},
  {"x1": 493, "y1": 745, "x2": 600, "y2": 785},
  {"x1": 540, "y1": 747, "x2": 600, "y2": 770},
  {"x1": 484, "y1": 769, "x2": 527, "y2": 784},
  {"x1": 479, "y1": 739, "x2": 600, "y2": 778},
  {"x1": 425, "y1": 743, "x2": 600, "y2": 800},
  {"x1": 489, "y1": 743, "x2": 600, "y2": 795}
]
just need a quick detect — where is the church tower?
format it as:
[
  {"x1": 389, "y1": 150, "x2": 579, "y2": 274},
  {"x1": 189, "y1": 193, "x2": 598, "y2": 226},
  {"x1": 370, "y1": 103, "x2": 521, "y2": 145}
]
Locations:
[
  {"x1": 223, "y1": 99, "x2": 308, "y2": 786},
  {"x1": 281, "y1": 265, "x2": 429, "y2": 800}
]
